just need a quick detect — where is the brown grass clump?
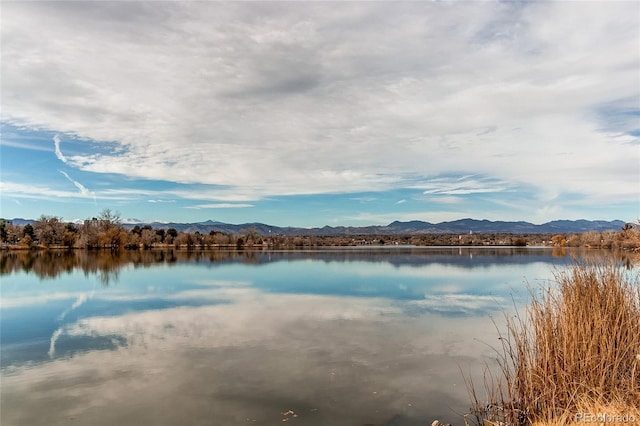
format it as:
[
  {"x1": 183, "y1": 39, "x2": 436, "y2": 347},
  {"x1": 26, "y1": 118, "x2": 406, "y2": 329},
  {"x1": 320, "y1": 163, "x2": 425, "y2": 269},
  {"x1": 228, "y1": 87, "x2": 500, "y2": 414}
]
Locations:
[{"x1": 468, "y1": 262, "x2": 640, "y2": 426}]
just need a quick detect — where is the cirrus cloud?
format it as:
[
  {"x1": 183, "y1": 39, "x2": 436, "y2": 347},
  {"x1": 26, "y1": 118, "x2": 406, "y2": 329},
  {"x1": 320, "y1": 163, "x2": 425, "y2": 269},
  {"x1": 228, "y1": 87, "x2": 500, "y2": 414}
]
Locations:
[
  {"x1": 185, "y1": 203, "x2": 254, "y2": 210},
  {"x1": 1, "y1": 1, "x2": 638, "y2": 216}
]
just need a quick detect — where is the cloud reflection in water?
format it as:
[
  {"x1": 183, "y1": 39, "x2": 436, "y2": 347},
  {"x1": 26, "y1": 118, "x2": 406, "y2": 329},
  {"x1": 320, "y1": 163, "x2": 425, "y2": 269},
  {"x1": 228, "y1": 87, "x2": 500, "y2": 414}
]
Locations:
[{"x1": 1, "y1": 249, "x2": 576, "y2": 425}]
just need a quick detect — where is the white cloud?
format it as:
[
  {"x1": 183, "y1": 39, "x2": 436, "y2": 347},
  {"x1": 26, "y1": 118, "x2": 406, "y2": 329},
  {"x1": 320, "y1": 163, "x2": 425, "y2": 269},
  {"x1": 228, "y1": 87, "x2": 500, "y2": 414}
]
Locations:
[
  {"x1": 350, "y1": 196, "x2": 377, "y2": 203},
  {"x1": 2, "y1": 290, "x2": 500, "y2": 424},
  {"x1": 1, "y1": 181, "x2": 260, "y2": 204},
  {"x1": 147, "y1": 199, "x2": 175, "y2": 203},
  {"x1": 49, "y1": 292, "x2": 94, "y2": 358},
  {"x1": 0, "y1": 291, "x2": 85, "y2": 308},
  {"x1": 422, "y1": 196, "x2": 464, "y2": 205},
  {"x1": 0, "y1": 180, "x2": 118, "y2": 202},
  {"x1": 59, "y1": 170, "x2": 92, "y2": 197},
  {"x1": 185, "y1": 203, "x2": 254, "y2": 209},
  {"x1": 414, "y1": 175, "x2": 513, "y2": 196},
  {"x1": 0, "y1": 138, "x2": 52, "y2": 152},
  {"x1": 344, "y1": 211, "x2": 473, "y2": 225},
  {"x1": 53, "y1": 135, "x2": 66, "y2": 164},
  {"x1": 408, "y1": 294, "x2": 508, "y2": 316},
  {"x1": 47, "y1": 328, "x2": 63, "y2": 359},
  {"x1": 0, "y1": 181, "x2": 79, "y2": 200},
  {"x1": 1, "y1": 2, "x2": 638, "y2": 205}
]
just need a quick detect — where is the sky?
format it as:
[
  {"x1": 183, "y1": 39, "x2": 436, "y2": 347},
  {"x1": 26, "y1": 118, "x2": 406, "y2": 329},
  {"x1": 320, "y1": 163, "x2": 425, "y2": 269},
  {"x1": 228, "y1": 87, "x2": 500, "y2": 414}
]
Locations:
[{"x1": 1, "y1": 1, "x2": 639, "y2": 227}]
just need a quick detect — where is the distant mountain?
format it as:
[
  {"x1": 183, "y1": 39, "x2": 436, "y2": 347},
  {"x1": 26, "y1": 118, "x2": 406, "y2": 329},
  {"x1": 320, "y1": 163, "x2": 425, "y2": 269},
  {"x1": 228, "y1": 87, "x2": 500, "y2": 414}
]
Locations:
[
  {"x1": 6, "y1": 217, "x2": 627, "y2": 236},
  {"x1": 5, "y1": 218, "x2": 34, "y2": 226},
  {"x1": 126, "y1": 218, "x2": 627, "y2": 236}
]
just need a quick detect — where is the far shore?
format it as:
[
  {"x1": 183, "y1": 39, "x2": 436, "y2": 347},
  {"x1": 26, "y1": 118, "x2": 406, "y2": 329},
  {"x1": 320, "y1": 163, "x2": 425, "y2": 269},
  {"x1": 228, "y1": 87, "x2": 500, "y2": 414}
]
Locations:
[
  {"x1": 2, "y1": 212, "x2": 639, "y2": 253},
  {"x1": 2, "y1": 232, "x2": 639, "y2": 252}
]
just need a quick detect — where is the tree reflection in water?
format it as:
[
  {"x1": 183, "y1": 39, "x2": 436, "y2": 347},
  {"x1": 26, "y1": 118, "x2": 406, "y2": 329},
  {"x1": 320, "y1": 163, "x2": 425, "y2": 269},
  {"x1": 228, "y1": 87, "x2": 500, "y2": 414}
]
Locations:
[
  {"x1": 0, "y1": 250, "x2": 257, "y2": 284},
  {"x1": 0, "y1": 247, "x2": 633, "y2": 284}
]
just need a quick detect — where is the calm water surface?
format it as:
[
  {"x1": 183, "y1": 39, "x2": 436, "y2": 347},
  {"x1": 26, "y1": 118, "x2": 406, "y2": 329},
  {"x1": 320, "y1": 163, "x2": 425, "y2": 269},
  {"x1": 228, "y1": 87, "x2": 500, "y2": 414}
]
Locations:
[{"x1": 0, "y1": 248, "x2": 621, "y2": 425}]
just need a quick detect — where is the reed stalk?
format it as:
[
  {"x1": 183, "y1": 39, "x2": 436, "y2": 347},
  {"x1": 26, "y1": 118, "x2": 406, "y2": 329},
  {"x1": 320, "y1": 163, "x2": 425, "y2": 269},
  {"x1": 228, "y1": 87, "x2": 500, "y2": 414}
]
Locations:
[{"x1": 469, "y1": 262, "x2": 640, "y2": 426}]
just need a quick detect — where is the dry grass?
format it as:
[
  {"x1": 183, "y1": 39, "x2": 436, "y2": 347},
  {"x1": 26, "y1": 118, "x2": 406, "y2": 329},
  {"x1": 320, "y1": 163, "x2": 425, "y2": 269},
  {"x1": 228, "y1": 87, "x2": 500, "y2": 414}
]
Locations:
[{"x1": 468, "y1": 262, "x2": 640, "y2": 426}]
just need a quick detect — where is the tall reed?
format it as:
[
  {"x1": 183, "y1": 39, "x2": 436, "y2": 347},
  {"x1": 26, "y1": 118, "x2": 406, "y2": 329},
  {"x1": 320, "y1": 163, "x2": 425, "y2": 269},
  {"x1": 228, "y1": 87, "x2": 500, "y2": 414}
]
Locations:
[{"x1": 470, "y1": 262, "x2": 640, "y2": 425}]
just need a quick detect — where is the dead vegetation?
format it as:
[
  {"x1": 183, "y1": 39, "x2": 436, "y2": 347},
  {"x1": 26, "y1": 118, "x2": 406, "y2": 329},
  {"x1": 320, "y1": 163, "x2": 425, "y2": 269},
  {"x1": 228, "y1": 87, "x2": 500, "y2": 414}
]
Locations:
[{"x1": 467, "y1": 262, "x2": 640, "y2": 426}]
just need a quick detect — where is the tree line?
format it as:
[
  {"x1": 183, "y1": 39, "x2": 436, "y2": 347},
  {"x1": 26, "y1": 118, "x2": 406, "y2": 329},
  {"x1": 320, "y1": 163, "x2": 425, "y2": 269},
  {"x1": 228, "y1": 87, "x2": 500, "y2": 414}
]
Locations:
[
  {"x1": 1, "y1": 209, "x2": 638, "y2": 251},
  {"x1": 0, "y1": 209, "x2": 242, "y2": 250}
]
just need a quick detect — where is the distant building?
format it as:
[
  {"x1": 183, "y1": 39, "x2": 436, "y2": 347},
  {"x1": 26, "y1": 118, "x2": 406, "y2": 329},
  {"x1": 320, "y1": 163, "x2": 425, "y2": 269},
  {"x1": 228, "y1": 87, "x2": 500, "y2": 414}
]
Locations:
[{"x1": 84, "y1": 218, "x2": 99, "y2": 227}]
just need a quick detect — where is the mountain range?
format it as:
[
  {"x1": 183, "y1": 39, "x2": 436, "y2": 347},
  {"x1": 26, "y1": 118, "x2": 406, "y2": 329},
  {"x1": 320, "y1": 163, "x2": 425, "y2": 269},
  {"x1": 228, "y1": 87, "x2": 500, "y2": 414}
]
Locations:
[
  {"x1": 129, "y1": 218, "x2": 626, "y2": 236},
  {"x1": 7, "y1": 217, "x2": 627, "y2": 236}
]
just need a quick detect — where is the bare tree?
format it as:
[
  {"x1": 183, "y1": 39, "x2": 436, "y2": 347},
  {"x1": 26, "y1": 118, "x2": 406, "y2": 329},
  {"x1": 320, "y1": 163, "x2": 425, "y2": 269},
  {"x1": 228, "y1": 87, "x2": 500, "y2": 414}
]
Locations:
[
  {"x1": 34, "y1": 215, "x2": 64, "y2": 247},
  {"x1": 98, "y1": 209, "x2": 122, "y2": 232},
  {"x1": 241, "y1": 228, "x2": 261, "y2": 246}
]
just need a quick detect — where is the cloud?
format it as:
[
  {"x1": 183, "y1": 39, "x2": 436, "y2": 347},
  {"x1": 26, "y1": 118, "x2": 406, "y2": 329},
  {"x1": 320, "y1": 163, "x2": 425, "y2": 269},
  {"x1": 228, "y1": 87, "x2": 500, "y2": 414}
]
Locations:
[
  {"x1": 53, "y1": 135, "x2": 66, "y2": 163},
  {"x1": 50, "y1": 292, "x2": 94, "y2": 358},
  {"x1": 0, "y1": 180, "x2": 256, "y2": 205},
  {"x1": 0, "y1": 139, "x2": 52, "y2": 152},
  {"x1": 59, "y1": 170, "x2": 92, "y2": 197},
  {"x1": 3, "y1": 292, "x2": 498, "y2": 424},
  {"x1": 1, "y1": 2, "x2": 638, "y2": 206},
  {"x1": 351, "y1": 196, "x2": 377, "y2": 203},
  {"x1": 407, "y1": 294, "x2": 507, "y2": 317},
  {"x1": 185, "y1": 203, "x2": 254, "y2": 209},
  {"x1": 414, "y1": 175, "x2": 513, "y2": 196},
  {"x1": 147, "y1": 199, "x2": 175, "y2": 203},
  {"x1": 344, "y1": 211, "x2": 473, "y2": 225},
  {"x1": 0, "y1": 291, "x2": 86, "y2": 308},
  {"x1": 0, "y1": 181, "x2": 81, "y2": 200},
  {"x1": 47, "y1": 328, "x2": 64, "y2": 359},
  {"x1": 423, "y1": 196, "x2": 464, "y2": 205}
]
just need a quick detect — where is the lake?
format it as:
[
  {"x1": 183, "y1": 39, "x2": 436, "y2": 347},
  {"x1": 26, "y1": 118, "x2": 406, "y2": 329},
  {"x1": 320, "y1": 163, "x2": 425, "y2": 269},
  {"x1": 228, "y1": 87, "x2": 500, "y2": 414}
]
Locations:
[{"x1": 0, "y1": 247, "x2": 626, "y2": 426}]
